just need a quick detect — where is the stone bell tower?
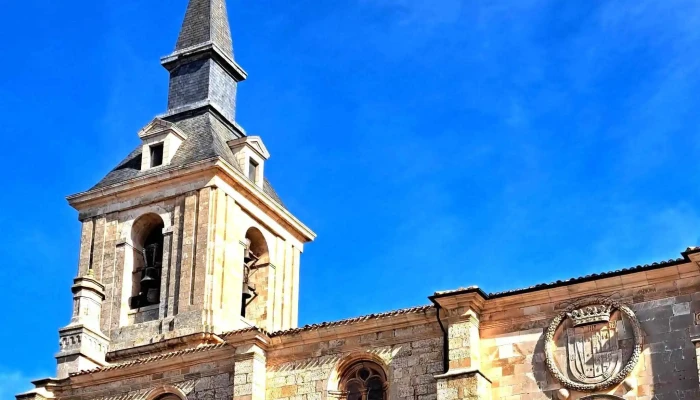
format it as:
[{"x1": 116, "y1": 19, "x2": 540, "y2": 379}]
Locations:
[{"x1": 55, "y1": 0, "x2": 315, "y2": 378}]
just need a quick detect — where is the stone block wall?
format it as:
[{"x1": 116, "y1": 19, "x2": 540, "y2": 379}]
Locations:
[
  {"x1": 56, "y1": 357, "x2": 236, "y2": 400},
  {"x1": 437, "y1": 372, "x2": 491, "y2": 400},
  {"x1": 266, "y1": 321, "x2": 444, "y2": 400},
  {"x1": 247, "y1": 265, "x2": 269, "y2": 326},
  {"x1": 72, "y1": 175, "x2": 303, "y2": 356},
  {"x1": 478, "y1": 265, "x2": 700, "y2": 400},
  {"x1": 446, "y1": 310, "x2": 480, "y2": 371}
]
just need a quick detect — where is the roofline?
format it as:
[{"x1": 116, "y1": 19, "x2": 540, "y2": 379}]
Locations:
[
  {"x1": 432, "y1": 247, "x2": 700, "y2": 301},
  {"x1": 266, "y1": 305, "x2": 434, "y2": 338},
  {"x1": 429, "y1": 287, "x2": 488, "y2": 301}
]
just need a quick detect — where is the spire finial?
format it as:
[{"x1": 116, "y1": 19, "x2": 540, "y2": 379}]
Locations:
[{"x1": 175, "y1": 0, "x2": 234, "y2": 55}]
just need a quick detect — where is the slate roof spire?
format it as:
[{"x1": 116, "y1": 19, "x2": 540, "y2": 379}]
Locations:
[
  {"x1": 175, "y1": 0, "x2": 234, "y2": 55},
  {"x1": 90, "y1": 0, "x2": 294, "y2": 207},
  {"x1": 160, "y1": 0, "x2": 247, "y2": 124}
]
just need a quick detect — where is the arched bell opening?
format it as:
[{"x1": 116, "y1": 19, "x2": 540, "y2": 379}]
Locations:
[
  {"x1": 241, "y1": 227, "x2": 270, "y2": 324},
  {"x1": 129, "y1": 213, "x2": 165, "y2": 309}
]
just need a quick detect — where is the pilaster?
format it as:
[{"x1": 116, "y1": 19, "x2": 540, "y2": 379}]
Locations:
[
  {"x1": 431, "y1": 289, "x2": 490, "y2": 400},
  {"x1": 233, "y1": 344, "x2": 267, "y2": 400},
  {"x1": 159, "y1": 224, "x2": 175, "y2": 319},
  {"x1": 55, "y1": 274, "x2": 110, "y2": 379},
  {"x1": 446, "y1": 309, "x2": 480, "y2": 370},
  {"x1": 693, "y1": 337, "x2": 700, "y2": 392},
  {"x1": 435, "y1": 370, "x2": 492, "y2": 400}
]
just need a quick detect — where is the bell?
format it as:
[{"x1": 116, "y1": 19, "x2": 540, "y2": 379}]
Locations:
[
  {"x1": 243, "y1": 239, "x2": 252, "y2": 262},
  {"x1": 140, "y1": 267, "x2": 158, "y2": 285},
  {"x1": 146, "y1": 288, "x2": 160, "y2": 304},
  {"x1": 242, "y1": 283, "x2": 253, "y2": 301}
]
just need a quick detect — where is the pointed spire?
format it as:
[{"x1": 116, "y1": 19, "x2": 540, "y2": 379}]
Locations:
[
  {"x1": 161, "y1": 0, "x2": 247, "y2": 125},
  {"x1": 175, "y1": 0, "x2": 234, "y2": 55}
]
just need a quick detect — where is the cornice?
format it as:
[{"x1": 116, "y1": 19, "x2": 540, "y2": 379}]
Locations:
[
  {"x1": 268, "y1": 306, "x2": 437, "y2": 349},
  {"x1": 66, "y1": 157, "x2": 316, "y2": 242},
  {"x1": 66, "y1": 158, "x2": 218, "y2": 209},
  {"x1": 106, "y1": 333, "x2": 224, "y2": 363},
  {"x1": 161, "y1": 41, "x2": 247, "y2": 82},
  {"x1": 68, "y1": 343, "x2": 233, "y2": 388},
  {"x1": 212, "y1": 160, "x2": 316, "y2": 242}
]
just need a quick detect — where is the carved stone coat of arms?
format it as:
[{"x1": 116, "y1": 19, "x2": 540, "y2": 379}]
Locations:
[{"x1": 544, "y1": 298, "x2": 643, "y2": 392}]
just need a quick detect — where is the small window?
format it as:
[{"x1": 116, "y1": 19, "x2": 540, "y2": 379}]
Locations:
[
  {"x1": 248, "y1": 159, "x2": 258, "y2": 182},
  {"x1": 150, "y1": 143, "x2": 164, "y2": 167}
]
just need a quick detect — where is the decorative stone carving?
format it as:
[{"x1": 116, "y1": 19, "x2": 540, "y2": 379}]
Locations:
[
  {"x1": 544, "y1": 298, "x2": 642, "y2": 392},
  {"x1": 567, "y1": 305, "x2": 612, "y2": 327}
]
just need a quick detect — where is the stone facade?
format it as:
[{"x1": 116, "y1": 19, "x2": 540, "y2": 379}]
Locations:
[
  {"x1": 22, "y1": 257, "x2": 700, "y2": 400},
  {"x1": 17, "y1": 1, "x2": 700, "y2": 400}
]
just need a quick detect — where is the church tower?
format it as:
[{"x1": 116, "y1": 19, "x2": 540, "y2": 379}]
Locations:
[{"x1": 55, "y1": 0, "x2": 315, "y2": 378}]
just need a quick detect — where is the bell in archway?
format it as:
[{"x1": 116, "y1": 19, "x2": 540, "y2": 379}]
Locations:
[
  {"x1": 242, "y1": 283, "x2": 254, "y2": 301},
  {"x1": 146, "y1": 288, "x2": 160, "y2": 304},
  {"x1": 141, "y1": 267, "x2": 158, "y2": 286}
]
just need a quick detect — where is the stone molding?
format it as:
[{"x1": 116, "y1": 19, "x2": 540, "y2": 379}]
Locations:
[
  {"x1": 160, "y1": 41, "x2": 247, "y2": 82},
  {"x1": 430, "y1": 289, "x2": 487, "y2": 314},
  {"x1": 68, "y1": 158, "x2": 315, "y2": 243},
  {"x1": 68, "y1": 344, "x2": 233, "y2": 387},
  {"x1": 434, "y1": 367, "x2": 491, "y2": 383},
  {"x1": 57, "y1": 325, "x2": 109, "y2": 357}
]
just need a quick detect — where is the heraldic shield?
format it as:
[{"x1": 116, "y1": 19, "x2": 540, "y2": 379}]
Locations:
[
  {"x1": 566, "y1": 322, "x2": 622, "y2": 384},
  {"x1": 544, "y1": 299, "x2": 643, "y2": 392}
]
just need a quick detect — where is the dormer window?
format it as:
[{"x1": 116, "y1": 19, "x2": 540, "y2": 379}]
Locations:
[
  {"x1": 248, "y1": 158, "x2": 258, "y2": 182},
  {"x1": 150, "y1": 143, "x2": 164, "y2": 167},
  {"x1": 227, "y1": 136, "x2": 269, "y2": 189},
  {"x1": 138, "y1": 118, "x2": 187, "y2": 171}
]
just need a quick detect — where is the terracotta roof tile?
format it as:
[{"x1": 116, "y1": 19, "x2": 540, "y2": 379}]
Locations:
[
  {"x1": 69, "y1": 343, "x2": 228, "y2": 377},
  {"x1": 219, "y1": 326, "x2": 270, "y2": 338},
  {"x1": 267, "y1": 305, "x2": 434, "y2": 337},
  {"x1": 434, "y1": 247, "x2": 700, "y2": 300}
]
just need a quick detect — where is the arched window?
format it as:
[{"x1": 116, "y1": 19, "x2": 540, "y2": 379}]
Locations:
[
  {"x1": 339, "y1": 362, "x2": 387, "y2": 400},
  {"x1": 129, "y1": 214, "x2": 165, "y2": 309},
  {"x1": 241, "y1": 227, "x2": 269, "y2": 320}
]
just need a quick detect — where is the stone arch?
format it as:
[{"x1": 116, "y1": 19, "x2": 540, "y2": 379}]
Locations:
[
  {"x1": 328, "y1": 353, "x2": 390, "y2": 397},
  {"x1": 245, "y1": 226, "x2": 270, "y2": 264},
  {"x1": 127, "y1": 213, "x2": 165, "y2": 311},
  {"x1": 131, "y1": 213, "x2": 165, "y2": 244},
  {"x1": 145, "y1": 385, "x2": 188, "y2": 400},
  {"x1": 242, "y1": 227, "x2": 271, "y2": 325},
  {"x1": 119, "y1": 204, "x2": 172, "y2": 241}
]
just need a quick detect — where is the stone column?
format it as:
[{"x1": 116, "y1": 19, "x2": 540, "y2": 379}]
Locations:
[
  {"x1": 447, "y1": 309, "x2": 481, "y2": 370},
  {"x1": 431, "y1": 290, "x2": 491, "y2": 400},
  {"x1": 159, "y1": 224, "x2": 175, "y2": 319},
  {"x1": 55, "y1": 273, "x2": 110, "y2": 379},
  {"x1": 435, "y1": 370, "x2": 491, "y2": 400},
  {"x1": 233, "y1": 344, "x2": 267, "y2": 400},
  {"x1": 693, "y1": 337, "x2": 700, "y2": 392}
]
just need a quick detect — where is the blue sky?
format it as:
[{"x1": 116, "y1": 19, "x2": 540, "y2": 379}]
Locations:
[{"x1": 2, "y1": 0, "x2": 700, "y2": 395}]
